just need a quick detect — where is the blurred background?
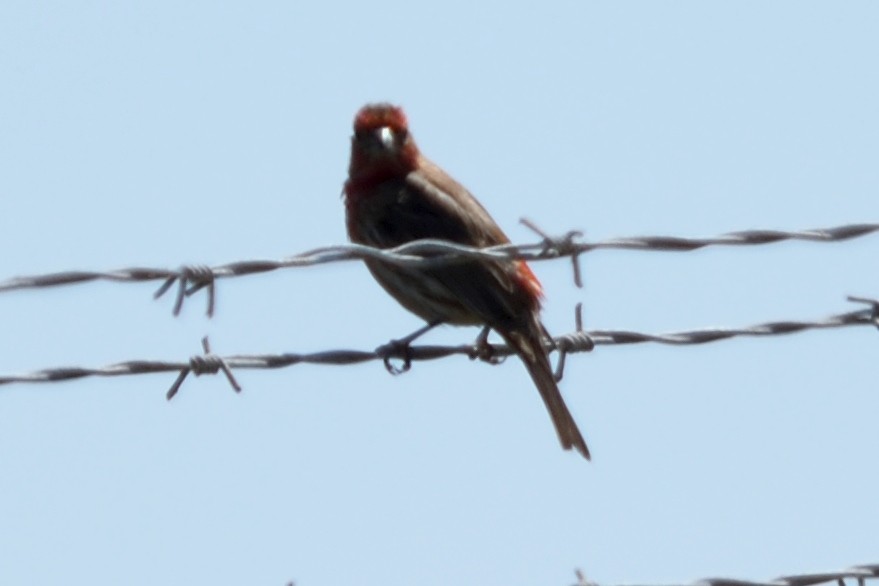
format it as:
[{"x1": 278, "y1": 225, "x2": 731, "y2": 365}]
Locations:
[{"x1": 0, "y1": 2, "x2": 877, "y2": 585}]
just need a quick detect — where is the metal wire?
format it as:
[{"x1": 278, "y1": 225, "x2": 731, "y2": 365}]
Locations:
[
  {"x1": 1, "y1": 223, "x2": 874, "y2": 579},
  {"x1": 0, "y1": 221, "x2": 875, "y2": 316},
  {"x1": 1, "y1": 298, "x2": 875, "y2": 395},
  {"x1": 573, "y1": 563, "x2": 879, "y2": 586},
  {"x1": 589, "y1": 296, "x2": 878, "y2": 345}
]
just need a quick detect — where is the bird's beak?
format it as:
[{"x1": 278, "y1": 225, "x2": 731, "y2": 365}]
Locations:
[
  {"x1": 354, "y1": 126, "x2": 399, "y2": 157},
  {"x1": 377, "y1": 126, "x2": 395, "y2": 151}
]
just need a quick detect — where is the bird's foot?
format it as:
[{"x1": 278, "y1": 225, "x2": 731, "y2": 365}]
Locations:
[
  {"x1": 376, "y1": 339, "x2": 414, "y2": 375},
  {"x1": 470, "y1": 326, "x2": 506, "y2": 365},
  {"x1": 376, "y1": 320, "x2": 442, "y2": 375}
]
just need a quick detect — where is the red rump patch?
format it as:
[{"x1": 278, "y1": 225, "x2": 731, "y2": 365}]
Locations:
[
  {"x1": 515, "y1": 261, "x2": 544, "y2": 301},
  {"x1": 354, "y1": 103, "x2": 409, "y2": 133}
]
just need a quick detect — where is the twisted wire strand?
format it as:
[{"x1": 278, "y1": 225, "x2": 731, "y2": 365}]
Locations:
[
  {"x1": 1, "y1": 298, "x2": 875, "y2": 392},
  {"x1": 572, "y1": 563, "x2": 879, "y2": 586},
  {"x1": 0, "y1": 222, "x2": 875, "y2": 316}
]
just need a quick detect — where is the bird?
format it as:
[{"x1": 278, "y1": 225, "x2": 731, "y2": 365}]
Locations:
[{"x1": 343, "y1": 103, "x2": 590, "y2": 459}]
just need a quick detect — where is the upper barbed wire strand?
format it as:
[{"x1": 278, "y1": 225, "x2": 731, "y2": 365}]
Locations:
[{"x1": 1, "y1": 221, "x2": 876, "y2": 293}]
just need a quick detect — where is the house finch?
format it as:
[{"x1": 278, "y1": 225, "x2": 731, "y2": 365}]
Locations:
[{"x1": 344, "y1": 103, "x2": 590, "y2": 459}]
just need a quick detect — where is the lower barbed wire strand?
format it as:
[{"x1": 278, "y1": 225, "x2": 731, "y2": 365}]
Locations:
[{"x1": 0, "y1": 300, "x2": 874, "y2": 388}]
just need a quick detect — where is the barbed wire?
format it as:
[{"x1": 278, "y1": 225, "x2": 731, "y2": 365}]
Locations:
[
  {"x1": 1, "y1": 297, "x2": 875, "y2": 397},
  {"x1": 1, "y1": 220, "x2": 873, "y2": 580},
  {"x1": 0, "y1": 221, "x2": 875, "y2": 316},
  {"x1": 573, "y1": 563, "x2": 879, "y2": 586}
]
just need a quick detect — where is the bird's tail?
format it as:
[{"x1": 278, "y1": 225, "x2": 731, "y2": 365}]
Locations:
[{"x1": 503, "y1": 325, "x2": 591, "y2": 460}]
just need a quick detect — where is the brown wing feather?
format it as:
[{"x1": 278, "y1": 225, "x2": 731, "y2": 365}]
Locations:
[{"x1": 347, "y1": 167, "x2": 536, "y2": 329}]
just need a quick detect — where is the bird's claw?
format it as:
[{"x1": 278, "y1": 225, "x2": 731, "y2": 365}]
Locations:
[
  {"x1": 377, "y1": 339, "x2": 413, "y2": 375},
  {"x1": 375, "y1": 320, "x2": 443, "y2": 375},
  {"x1": 470, "y1": 326, "x2": 506, "y2": 365}
]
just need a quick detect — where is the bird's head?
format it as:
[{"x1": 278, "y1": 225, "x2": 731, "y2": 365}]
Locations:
[{"x1": 347, "y1": 103, "x2": 419, "y2": 183}]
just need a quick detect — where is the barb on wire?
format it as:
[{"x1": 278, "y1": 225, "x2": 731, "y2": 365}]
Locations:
[
  {"x1": 165, "y1": 337, "x2": 241, "y2": 400},
  {"x1": 0, "y1": 221, "x2": 875, "y2": 316},
  {"x1": 154, "y1": 265, "x2": 216, "y2": 317},
  {"x1": 554, "y1": 303, "x2": 594, "y2": 382},
  {"x1": 520, "y1": 218, "x2": 586, "y2": 287},
  {"x1": 0, "y1": 297, "x2": 875, "y2": 391},
  {"x1": 572, "y1": 563, "x2": 879, "y2": 586}
]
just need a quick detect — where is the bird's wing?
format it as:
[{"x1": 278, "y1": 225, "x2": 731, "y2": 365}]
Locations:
[{"x1": 357, "y1": 169, "x2": 540, "y2": 329}]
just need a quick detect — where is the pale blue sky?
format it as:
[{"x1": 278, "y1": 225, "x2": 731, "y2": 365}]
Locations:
[{"x1": 1, "y1": 2, "x2": 877, "y2": 585}]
